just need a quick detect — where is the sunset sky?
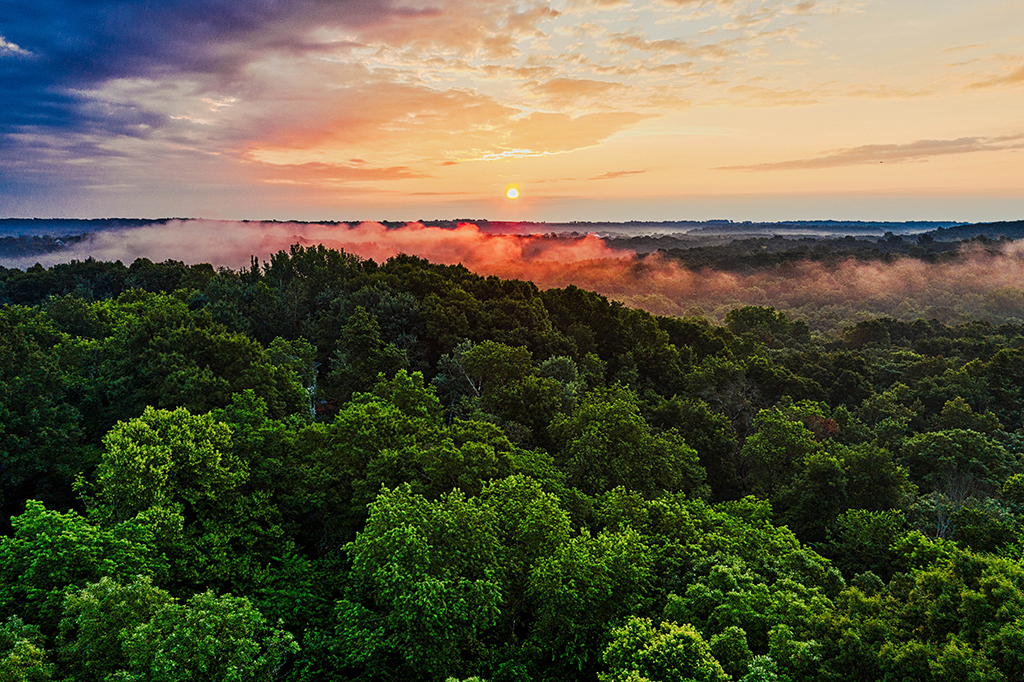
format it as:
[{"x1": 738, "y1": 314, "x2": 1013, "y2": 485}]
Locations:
[{"x1": 1, "y1": 0, "x2": 1022, "y2": 222}]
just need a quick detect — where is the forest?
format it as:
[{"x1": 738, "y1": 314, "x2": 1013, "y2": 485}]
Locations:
[{"x1": 2, "y1": 243, "x2": 1024, "y2": 681}]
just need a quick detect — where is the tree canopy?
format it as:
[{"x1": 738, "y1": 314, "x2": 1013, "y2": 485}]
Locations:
[{"x1": 2, "y1": 244, "x2": 1024, "y2": 681}]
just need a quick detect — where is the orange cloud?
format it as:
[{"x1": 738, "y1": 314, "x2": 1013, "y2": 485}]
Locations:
[
  {"x1": 240, "y1": 73, "x2": 649, "y2": 172},
  {"x1": 530, "y1": 77, "x2": 629, "y2": 107},
  {"x1": 968, "y1": 65, "x2": 1024, "y2": 89},
  {"x1": 717, "y1": 135, "x2": 1024, "y2": 171},
  {"x1": 590, "y1": 170, "x2": 647, "y2": 180}
]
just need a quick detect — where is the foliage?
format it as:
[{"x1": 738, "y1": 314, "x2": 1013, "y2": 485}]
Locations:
[
  {"x1": 3, "y1": 244, "x2": 1024, "y2": 681},
  {"x1": 59, "y1": 576, "x2": 296, "y2": 682},
  {"x1": 0, "y1": 616, "x2": 52, "y2": 682},
  {"x1": 599, "y1": 617, "x2": 730, "y2": 682},
  {"x1": 550, "y1": 385, "x2": 707, "y2": 498}
]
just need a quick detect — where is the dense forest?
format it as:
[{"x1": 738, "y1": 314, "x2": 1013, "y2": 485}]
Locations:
[{"x1": 2, "y1": 244, "x2": 1024, "y2": 681}]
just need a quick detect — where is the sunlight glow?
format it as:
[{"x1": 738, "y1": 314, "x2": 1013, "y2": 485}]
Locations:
[{"x1": 506, "y1": 185, "x2": 520, "y2": 200}]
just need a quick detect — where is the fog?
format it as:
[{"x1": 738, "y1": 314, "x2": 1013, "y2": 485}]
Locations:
[{"x1": 7, "y1": 220, "x2": 1024, "y2": 329}]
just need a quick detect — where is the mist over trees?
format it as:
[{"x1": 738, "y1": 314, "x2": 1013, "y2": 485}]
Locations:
[
  {"x1": 3, "y1": 242, "x2": 1024, "y2": 681},
  {"x1": 6, "y1": 219, "x2": 1024, "y2": 333}
]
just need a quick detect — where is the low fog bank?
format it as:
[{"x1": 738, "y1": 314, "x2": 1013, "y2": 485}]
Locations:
[
  {"x1": 503, "y1": 244, "x2": 1024, "y2": 330},
  {"x1": 1, "y1": 220, "x2": 625, "y2": 271},
  {"x1": 4, "y1": 219, "x2": 1024, "y2": 330}
]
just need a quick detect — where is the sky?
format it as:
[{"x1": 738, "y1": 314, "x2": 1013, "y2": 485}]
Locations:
[{"x1": 1, "y1": 0, "x2": 1022, "y2": 222}]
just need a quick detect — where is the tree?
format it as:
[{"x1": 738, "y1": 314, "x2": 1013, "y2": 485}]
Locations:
[
  {"x1": 899, "y1": 429, "x2": 1012, "y2": 494},
  {"x1": 0, "y1": 501, "x2": 165, "y2": 633},
  {"x1": 646, "y1": 396, "x2": 741, "y2": 502},
  {"x1": 460, "y1": 340, "x2": 534, "y2": 400},
  {"x1": 59, "y1": 575, "x2": 296, "y2": 682},
  {"x1": 0, "y1": 306, "x2": 85, "y2": 524},
  {"x1": 371, "y1": 369, "x2": 443, "y2": 422},
  {"x1": 326, "y1": 306, "x2": 408, "y2": 401},
  {"x1": 478, "y1": 475, "x2": 572, "y2": 641},
  {"x1": 600, "y1": 617, "x2": 730, "y2": 682},
  {"x1": 119, "y1": 590, "x2": 297, "y2": 682},
  {"x1": 550, "y1": 385, "x2": 707, "y2": 497},
  {"x1": 823, "y1": 510, "x2": 907, "y2": 580},
  {"x1": 94, "y1": 406, "x2": 289, "y2": 594},
  {"x1": 927, "y1": 397, "x2": 1002, "y2": 435},
  {"x1": 725, "y1": 306, "x2": 810, "y2": 348},
  {"x1": 0, "y1": 616, "x2": 52, "y2": 682},
  {"x1": 839, "y1": 442, "x2": 915, "y2": 512},
  {"x1": 528, "y1": 528, "x2": 654, "y2": 679},
  {"x1": 332, "y1": 485, "x2": 503, "y2": 682},
  {"x1": 58, "y1": 576, "x2": 173, "y2": 682},
  {"x1": 776, "y1": 451, "x2": 848, "y2": 544},
  {"x1": 79, "y1": 290, "x2": 310, "y2": 427},
  {"x1": 741, "y1": 408, "x2": 820, "y2": 498},
  {"x1": 710, "y1": 626, "x2": 754, "y2": 680},
  {"x1": 96, "y1": 406, "x2": 243, "y2": 521}
]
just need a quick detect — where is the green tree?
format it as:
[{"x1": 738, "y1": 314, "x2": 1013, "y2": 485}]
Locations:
[
  {"x1": 332, "y1": 485, "x2": 503, "y2": 682},
  {"x1": 741, "y1": 408, "x2": 820, "y2": 498},
  {"x1": 0, "y1": 616, "x2": 52, "y2": 682},
  {"x1": 710, "y1": 626, "x2": 753, "y2": 680},
  {"x1": 528, "y1": 528, "x2": 654, "y2": 678},
  {"x1": 646, "y1": 396, "x2": 741, "y2": 502},
  {"x1": 478, "y1": 475, "x2": 572, "y2": 641},
  {"x1": 77, "y1": 290, "x2": 310, "y2": 429},
  {"x1": 900, "y1": 429, "x2": 1012, "y2": 494},
  {"x1": 57, "y1": 576, "x2": 173, "y2": 682},
  {"x1": 839, "y1": 442, "x2": 915, "y2": 512},
  {"x1": 550, "y1": 385, "x2": 707, "y2": 497},
  {"x1": 460, "y1": 340, "x2": 534, "y2": 400},
  {"x1": 96, "y1": 406, "x2": 243, "y2": 521},
  {"x1": 776, "y1": 451, "x2": 848, "y2": 544},
  {"x1": 94, "y1": 406, "x2": 288, "y2": 594},
  {"x1": 600, "y1": 617, "x2": 730, "y2": 682},
  {"x1": 118, "y1": 590, "x2": 296, "y2": 682},
  {"x1": 0, "y1": 306, "x2": 85, "y2": 523},
  {"x1": 0, "y1": 502, "x2": 165, "y2": 633},
  {"x1": 326, "y1": 306, "x2": 407, "y2": 401},
  {"x1": 927, "y1": 397, "x2": 1002, "y2": 435},
  {"x1": 823, "y1": 509, "x2": 907, "y2": 580},
  {"x1": 726, "y1": 306, "x2": 810, "y2": 348}
]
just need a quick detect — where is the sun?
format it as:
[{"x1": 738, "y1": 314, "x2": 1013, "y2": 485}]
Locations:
[{"x1": 505, "y1": 184, "x2": 520, "y2": 200}]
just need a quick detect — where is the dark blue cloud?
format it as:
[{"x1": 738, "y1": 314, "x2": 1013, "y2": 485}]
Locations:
[{"x1": 0, "y1": 0, "x2": 399, "y2": 140}]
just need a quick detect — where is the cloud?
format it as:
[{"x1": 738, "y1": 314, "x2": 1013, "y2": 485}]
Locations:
[
  {"x1": 786, "y1": 1, "x2": 818, "y2": 14},
  {"x1": 0, "y1": 0, "x2": 561, "y2": 140},
  {"x1": 968, "y1": 65, "x2": 1024, "y2": 89},
  {"x1": 0, "y1": 36, "x2": 32, "y2": 57},
  {"x1": 590, "y1": 170, "x2": 647, "y2": 180},
  {"x1": 725, "y1": 83, "x2": 820, "y2": 106},
  {"x1": 6, "y1": 0, "x2": 1010, "y2": 216},
  {"x1": 717, "y1": 135, "x2": 1024, "y2": 171},
  {"x1": 530, "y1": 77, "x2": 628, "y2": 107},
  {"x1": 255, "y1": 161, "x2": 430, "y2": 184},
  {"x1": 0, "y1": 1, "x2": 395, "y2": 144},
  {"x1": 241, "y1": 74, "x2": 649, "y2": 167},
  {"x1": 608, "y1": 30, "x2": 734, "y2": 60}
]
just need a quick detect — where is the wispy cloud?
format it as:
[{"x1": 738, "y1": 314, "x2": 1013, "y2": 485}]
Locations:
[
  {"x1": 968, "y1": 65, "x2": 1024, "y2": 89},
  {"x1": 254, "y1": 161, "x2": 430, "y2": 184},
  {"x1": 0, "y1": 36, "x2": 32, "y2": 57},
  {"x1": 530, "y1": 77, "x2": 629, "y2": 106},
  {"x1": 717, "y1": 135, "x2": 1024, "y2": 171},
  {"x1": 590, "y1": 169, "x2": 647, "y2": 180}
]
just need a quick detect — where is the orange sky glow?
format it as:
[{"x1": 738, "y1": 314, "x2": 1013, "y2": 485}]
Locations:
[{"x1": 1, "y1": 0, "x2": 1021, "y2": 221}]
